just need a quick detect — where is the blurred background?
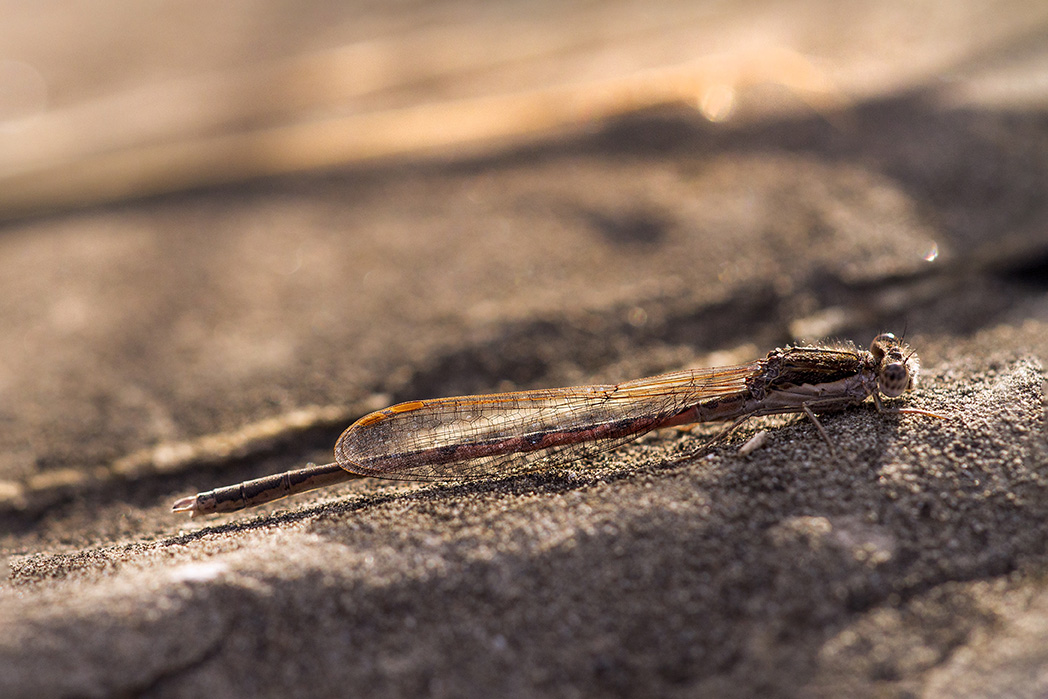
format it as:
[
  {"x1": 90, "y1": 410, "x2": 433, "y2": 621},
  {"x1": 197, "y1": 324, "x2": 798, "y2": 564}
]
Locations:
[{"x1": 3, "y1": 0, "x2": 1045, "y2": 218}]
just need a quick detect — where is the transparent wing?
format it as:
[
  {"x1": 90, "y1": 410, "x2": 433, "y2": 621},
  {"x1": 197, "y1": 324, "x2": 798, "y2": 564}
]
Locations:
[{"x1": 334, "y1": 362, "x2": 760, "y2": 481}]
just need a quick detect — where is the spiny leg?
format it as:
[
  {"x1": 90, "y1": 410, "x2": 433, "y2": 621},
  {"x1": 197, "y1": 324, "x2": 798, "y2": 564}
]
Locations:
[
  {"x1": 669, "y1": 413, "x2": 758, "y2": 461},
  {"x1": 801, "y1": 404, "x2": 837, "y2": 456},
  {"x1": 873, "y1": 391, "x2": 949, "y2": 419}
]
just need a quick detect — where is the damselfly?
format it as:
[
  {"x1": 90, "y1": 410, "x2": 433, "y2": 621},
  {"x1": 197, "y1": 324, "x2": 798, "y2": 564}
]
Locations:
[{"x1": 172, "y1": 333, "x2": 943, "y2": 515}]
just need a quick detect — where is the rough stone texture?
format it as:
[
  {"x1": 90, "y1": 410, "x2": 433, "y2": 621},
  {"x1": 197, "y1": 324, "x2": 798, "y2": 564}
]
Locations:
[{"x1": 1, "y1": 2, "x2": 1047, "y2": 698}]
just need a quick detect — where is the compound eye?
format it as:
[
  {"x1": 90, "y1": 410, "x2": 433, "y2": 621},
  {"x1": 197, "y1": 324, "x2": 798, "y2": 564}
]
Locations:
[
  {"x1": 869, "y1": 333, "x2": 897, "y2": 359},
  {"x1": 880, "y1": 362, "x2": 910, "y2": 397}
]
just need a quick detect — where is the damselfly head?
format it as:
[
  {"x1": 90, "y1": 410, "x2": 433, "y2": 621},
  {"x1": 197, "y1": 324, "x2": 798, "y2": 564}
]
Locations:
[{"x1": 870, "y1": 333, "x2": 919, "y2": 397}]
